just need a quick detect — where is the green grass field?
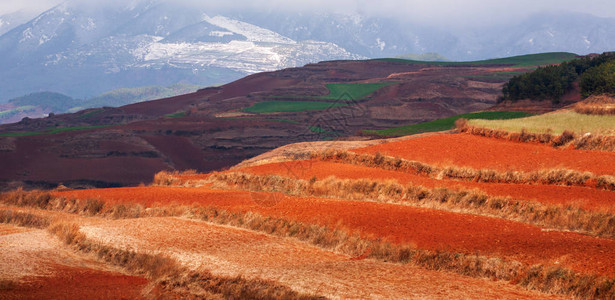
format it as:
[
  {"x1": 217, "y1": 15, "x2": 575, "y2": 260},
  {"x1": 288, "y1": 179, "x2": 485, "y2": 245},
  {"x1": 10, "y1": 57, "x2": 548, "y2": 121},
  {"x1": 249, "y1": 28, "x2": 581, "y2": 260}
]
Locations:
[
  {"x1": 378, "y1": 52, "x2": 578, "y2": 67},
  {"x1": 248, "y1": 82, "x2": 395, "y2": 113},
  {"x1": 468, "y1": 111, "x2": 615, "y2": 135},
  {"x1": 164, "y1": 112, "x2": 187, "y2": 118},
  {"x1": 0, "y1": 125, "x2": 112, "y2": 137},
  {"x1": 242, "y1": 101, "x2": 349, "y2": 113},
  {"x1": 364, "y1": 111, "x2": 534, "y2": 137},
  {"x1": 316, "y1": 82, "x2": 397, "y2": 100}
]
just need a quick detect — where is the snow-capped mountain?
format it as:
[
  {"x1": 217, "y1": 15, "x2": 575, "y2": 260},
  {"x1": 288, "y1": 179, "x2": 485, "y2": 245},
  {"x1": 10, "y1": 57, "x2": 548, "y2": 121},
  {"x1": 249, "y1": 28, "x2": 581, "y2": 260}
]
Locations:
[
  {"x1": 1, "y1": 0, "x2": 615, "y2": 102},
  {"x1": 0, "y1": 1, "x2": 363, "y2": 100}
]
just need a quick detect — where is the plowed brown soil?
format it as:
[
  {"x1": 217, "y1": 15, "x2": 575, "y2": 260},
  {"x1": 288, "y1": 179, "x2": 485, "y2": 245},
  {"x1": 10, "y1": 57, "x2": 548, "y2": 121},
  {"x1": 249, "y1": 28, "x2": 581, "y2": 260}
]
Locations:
[
  {"x1": 79, "y1": 216, "x2": 559, "y2": 299},
  {"x1": 237, "y1": 160, "x2": 615, "y2": 213},
  {"x1": 56, "y1": 187, "x2": 615, "y2": 276},
  {"x1": 354, "y1": 134, "x2": 615, "y2": 175}
]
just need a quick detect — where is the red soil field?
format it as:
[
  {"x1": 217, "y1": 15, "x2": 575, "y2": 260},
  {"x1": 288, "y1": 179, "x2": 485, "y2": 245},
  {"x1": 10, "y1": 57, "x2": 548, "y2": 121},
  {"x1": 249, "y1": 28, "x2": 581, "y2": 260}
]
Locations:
[
  {"x1": 1, "y1": 264, "x2": 147, "y2": 300},
  {"x1": 354, "y1": 133, "x2": 615, "y2": 175},
  {"x1": 237, "y1": 160, "x2": 615, "y2": 213},
  {"x1": 56, "y1": 186, "x2": 615, "y2": 276}
]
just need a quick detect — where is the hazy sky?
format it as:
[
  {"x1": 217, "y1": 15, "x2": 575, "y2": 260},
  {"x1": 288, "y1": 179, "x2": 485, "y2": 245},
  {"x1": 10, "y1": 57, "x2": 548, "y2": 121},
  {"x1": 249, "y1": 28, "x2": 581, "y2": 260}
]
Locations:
[{"x1": 2, "y1": 0, "x2": 615, "y2": 26}]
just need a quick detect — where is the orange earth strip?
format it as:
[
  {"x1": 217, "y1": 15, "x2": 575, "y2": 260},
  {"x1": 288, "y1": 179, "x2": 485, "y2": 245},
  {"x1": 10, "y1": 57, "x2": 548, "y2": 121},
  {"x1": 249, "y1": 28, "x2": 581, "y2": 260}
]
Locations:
[
  {"x1": 353, "y1": 133, "x2": 615, "y2": 175},
  {"x1": 236, "y1": 160, "x2": 615, "y2": 213},
  {"x1": 78, "y1": 216, "x2": 561, "y2": 299},
  {"x1": 56, "y1": 187, "x2": 615, "y2": 277}
]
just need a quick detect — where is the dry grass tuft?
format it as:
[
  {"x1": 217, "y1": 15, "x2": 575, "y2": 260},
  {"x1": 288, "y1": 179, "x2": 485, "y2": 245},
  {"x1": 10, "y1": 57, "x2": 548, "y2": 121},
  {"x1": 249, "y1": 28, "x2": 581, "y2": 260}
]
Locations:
[
  {"x1": 0, "y1": 210, "x2": 50, "y2": 229},
  {"x1": 574, "y1": 94, "x2": 615, "y2": 115},
  {"x1": 0, "y1": 188, "x2": 53, "y2": 209},
  {"x1": 153, "y1": 171, "x2": 181, "y2": 186},
  {"x1": 152, "y1": 170, "x2": 199, "y2": 186}
]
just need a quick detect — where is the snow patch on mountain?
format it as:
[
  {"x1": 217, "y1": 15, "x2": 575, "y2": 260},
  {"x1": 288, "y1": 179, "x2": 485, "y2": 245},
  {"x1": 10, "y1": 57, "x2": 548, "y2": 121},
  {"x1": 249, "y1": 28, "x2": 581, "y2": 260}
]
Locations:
[
  {"x1": 202, "y1": 15, "x2": 295, "y2": 44},
  {"x1": 135, "y1": 39, "x2": 362, "y2": 74}
]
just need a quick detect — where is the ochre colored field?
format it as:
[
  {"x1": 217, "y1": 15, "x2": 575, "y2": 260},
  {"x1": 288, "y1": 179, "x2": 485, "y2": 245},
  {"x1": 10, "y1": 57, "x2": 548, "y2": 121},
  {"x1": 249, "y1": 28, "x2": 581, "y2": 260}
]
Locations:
[
  {"x1": 354, "y1": 134, "x2": 615, "y2": 175},
  {"x1": 56, "y1": 186, "x2": 615, "y2": 276},
  {"x1": 237, "y1": 160, "x2": 615, "y2": 213}
]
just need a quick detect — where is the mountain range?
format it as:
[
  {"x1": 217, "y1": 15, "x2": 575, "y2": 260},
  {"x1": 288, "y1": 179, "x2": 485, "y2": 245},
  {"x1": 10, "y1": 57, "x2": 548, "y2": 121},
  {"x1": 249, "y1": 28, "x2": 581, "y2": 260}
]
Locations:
[{"x1": 0, "y1": 0, "x2": 614, "y2": 102}]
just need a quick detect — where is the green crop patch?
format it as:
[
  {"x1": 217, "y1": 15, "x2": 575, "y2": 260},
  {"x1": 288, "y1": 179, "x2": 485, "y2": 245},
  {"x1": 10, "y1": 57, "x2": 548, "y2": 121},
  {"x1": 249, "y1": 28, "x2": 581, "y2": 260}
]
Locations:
[
  {"x1": 242, "y1": 101, "x2": 349, "y2": 113},
  {"x1": 364, "y1": 111, "x2": 534, "y2": 137},
  {"x1": 317, "y1": 82, "x2": 397, "y2": 100},
  {"x1": 0, "y1": 125, "x2": 112, "y2": 137},
  {"x1": 271, "y1": 82, "x2": 396, "y2": 102},
  {"x1": 164, "y1": 111, "x2": 187, "y2": 118}
]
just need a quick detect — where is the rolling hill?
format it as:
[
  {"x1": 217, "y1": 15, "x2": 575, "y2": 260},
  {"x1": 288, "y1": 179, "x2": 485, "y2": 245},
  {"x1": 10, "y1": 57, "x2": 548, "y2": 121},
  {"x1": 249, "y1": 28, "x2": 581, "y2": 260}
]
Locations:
[{"x1": 0, "y1": 53, "x2": 576, "y2": 190}]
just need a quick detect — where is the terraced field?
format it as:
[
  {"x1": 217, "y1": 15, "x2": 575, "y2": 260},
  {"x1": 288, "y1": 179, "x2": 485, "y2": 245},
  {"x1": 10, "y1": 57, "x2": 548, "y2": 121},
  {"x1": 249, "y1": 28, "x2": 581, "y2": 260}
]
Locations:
[{"x1": 2, "y1": 125, "x2": 614, "y2": 298}]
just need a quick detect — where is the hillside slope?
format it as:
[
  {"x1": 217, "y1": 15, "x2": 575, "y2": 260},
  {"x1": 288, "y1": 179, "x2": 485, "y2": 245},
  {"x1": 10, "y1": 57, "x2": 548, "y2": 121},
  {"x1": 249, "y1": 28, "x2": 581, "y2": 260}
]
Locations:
[{"x1": 0, "y1": 54, "x2": 573, "y2": 189}]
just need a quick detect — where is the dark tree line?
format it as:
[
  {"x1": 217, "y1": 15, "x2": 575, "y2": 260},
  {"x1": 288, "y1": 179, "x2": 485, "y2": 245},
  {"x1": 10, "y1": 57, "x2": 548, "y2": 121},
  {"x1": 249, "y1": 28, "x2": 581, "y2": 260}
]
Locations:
[
  {"x1": 501, "y1": 52, "x2": 615, "y2": 103},
  {"x1": 580, "y1": 59, "x2": 615, "y2": 97}
]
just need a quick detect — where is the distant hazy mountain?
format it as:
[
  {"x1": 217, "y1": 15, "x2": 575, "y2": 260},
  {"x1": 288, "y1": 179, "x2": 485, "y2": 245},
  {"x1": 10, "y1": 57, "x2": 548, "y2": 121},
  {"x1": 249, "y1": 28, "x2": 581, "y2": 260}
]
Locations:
[
  {"x1": 452, "y1": 12, "x2": 615, "y2": 59},
  {"x1": 0, "y1": 84, "x2": 199, "y2": 124},
  {"x1": 0, "y1": 10, "x2": 37, "y2": 36},
  {"x1": 243, "y1": 10, "x2": 615, "y2": 61},
  {"x1": 1, "y1": 0, "x2": 614, "y2": 102}
]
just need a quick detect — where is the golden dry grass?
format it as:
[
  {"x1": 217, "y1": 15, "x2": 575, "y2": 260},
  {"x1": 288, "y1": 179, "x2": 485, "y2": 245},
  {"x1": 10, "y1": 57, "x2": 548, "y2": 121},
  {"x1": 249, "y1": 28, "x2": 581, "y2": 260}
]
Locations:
[
  {"x1": 466, "y1": 111, "x2": 615, "y2": 136},
  {"x1": 574, "y1": 94, "x2": 615, "y2": 116}
]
